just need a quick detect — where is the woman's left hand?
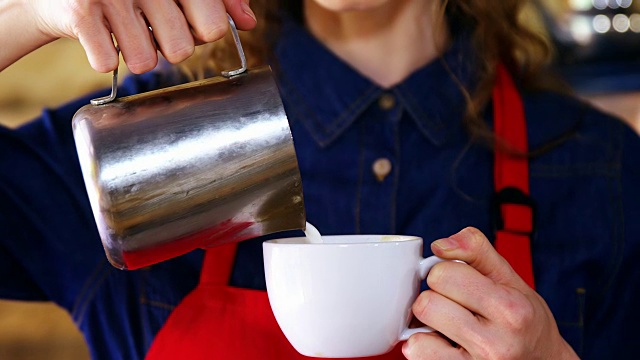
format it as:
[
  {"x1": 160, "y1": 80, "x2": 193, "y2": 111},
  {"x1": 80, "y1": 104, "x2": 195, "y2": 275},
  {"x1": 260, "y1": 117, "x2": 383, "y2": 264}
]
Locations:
[{"x1": 403, "y1": 227, "x2": 579, "y2": 360}]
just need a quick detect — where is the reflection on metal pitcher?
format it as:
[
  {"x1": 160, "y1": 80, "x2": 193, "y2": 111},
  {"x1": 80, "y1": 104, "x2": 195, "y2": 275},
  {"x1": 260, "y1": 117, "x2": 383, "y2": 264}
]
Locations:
[{"x1": 73, "y1": 66, "x2": 306, "y2": 270}]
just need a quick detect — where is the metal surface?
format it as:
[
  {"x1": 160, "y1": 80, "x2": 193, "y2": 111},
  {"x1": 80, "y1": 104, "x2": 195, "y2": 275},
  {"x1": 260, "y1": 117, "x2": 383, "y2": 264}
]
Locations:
[{"x1": 73, "y1": 66, "x2": 305, "y2": 269}]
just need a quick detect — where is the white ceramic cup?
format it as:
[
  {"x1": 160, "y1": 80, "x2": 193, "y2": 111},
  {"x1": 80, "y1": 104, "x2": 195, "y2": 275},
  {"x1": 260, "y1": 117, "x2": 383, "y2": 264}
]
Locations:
[{"x1": 263, "y1": 235, "x2": 444, "y2": 358}]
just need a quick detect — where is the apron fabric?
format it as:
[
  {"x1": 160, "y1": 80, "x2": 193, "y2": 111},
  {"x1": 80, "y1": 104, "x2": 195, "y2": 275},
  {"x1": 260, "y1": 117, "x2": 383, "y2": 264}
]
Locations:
[
  {"x1": 492, "y1": 64, "x2": 535, "y2": 290},
  {"x1": 145, "y1": 65, "x2": 534, "y2": 359}
]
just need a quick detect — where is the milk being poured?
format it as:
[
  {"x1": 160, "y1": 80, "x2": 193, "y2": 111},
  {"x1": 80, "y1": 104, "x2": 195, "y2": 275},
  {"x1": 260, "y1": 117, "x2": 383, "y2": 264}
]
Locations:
[{"x1": 304, "y1": 222, "x2": 323, "y2": 243}]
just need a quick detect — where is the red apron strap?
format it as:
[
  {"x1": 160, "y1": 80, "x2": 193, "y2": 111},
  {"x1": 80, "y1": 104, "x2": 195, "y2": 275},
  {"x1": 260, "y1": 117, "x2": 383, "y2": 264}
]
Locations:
[
  {"x1": 492, "y1": 63, "x2": 536, "y2": 290},
  {"x1": 146, "y1": 240, "x2": 406, "y2": 359},
  {"x1": 199, "y1": 243, "x2": 238, "y2": 285}
]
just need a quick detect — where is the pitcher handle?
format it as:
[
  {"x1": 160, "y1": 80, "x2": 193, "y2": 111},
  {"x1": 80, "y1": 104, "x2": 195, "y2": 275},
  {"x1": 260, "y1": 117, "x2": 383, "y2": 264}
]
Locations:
[
  {"x1": 90, "y1": 14, "x2": 248, "y2": 106},
  {"x1": 90, "y1": 46, "x2": 120, "y2": 106},
  {"x1": 221, "y1": 14, "x2": 248, "y2": 77}
]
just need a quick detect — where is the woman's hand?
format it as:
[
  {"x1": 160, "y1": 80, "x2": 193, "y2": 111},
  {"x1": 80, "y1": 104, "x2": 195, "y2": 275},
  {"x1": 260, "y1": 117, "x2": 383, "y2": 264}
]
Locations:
[
  {"x1": 1, "y1": 0, "x2": 256, "y2": 74},
  {"x1": 403, "y1": 227, "x2": 579, "y2": 360}
]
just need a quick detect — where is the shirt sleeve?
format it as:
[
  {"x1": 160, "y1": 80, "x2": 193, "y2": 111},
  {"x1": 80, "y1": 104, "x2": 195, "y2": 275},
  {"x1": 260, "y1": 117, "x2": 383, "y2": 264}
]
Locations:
[
  {"x1": 0, "y1": 71, "x2": 170, "y2": 308},
  {"x1": 621, "y1": 124, "x2": 640, "y2": 273},
  {"x1": 0, "y1": 197, "x2": 48, "y2": 301},
  {"x1": 607, "y1": 123, "x2": 640, "y2": 353},
  {"x1": 0, "y1": 123, "x2": 52, "y2": 301},
  {"x1": 622, "y1": 124, "x2": 640, "y2": 258},
  {"x1": 0, "y1": 96, "x2": 99, "y2": 305},
  {"x1": 0, "y1": 121, "x2": 95, "y2": 305}
]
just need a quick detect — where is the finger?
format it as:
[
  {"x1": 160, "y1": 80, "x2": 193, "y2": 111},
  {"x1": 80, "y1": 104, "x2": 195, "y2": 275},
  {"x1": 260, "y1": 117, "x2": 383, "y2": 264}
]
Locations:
[
  {"x1": 431, "y1": 227, "x2": 524, "y2": 289},
  {"x1": 75, "y1": 14, "x2": 119, "y2": 72},
  {"x1": 105, "y1": 4, "x2": 158, "y2": 74},
  {"x1": 222, "y1": 0, "x2": 258, "y2": 30},
  {"x1": 179, "y1": 0, "x2": 229, "y2": 43},
  {"x1": 427, "y1": 261, "x2": 505, "y2": 319},
  {"x1": 139, "y1": 0, "x2": 194, "y2": 64},
  {"x1": 402, "y1": 332, "x2": 469, "y2": 360},
  {"x1": 412, "y1": 290, "x2": 482, "y2": 351}
]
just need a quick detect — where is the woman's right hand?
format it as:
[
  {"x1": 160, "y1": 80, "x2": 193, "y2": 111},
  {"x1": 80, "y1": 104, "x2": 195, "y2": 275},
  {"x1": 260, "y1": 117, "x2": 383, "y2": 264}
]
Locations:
[{"x1": 1, "y1": 0, "x2": 256, "y2": 74}]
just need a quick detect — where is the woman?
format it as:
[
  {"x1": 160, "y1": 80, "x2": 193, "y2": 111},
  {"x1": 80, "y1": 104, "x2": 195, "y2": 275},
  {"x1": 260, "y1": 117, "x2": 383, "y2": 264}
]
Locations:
[{"x1": 0, "y1": 0, "x2": 638, "y2": 359}]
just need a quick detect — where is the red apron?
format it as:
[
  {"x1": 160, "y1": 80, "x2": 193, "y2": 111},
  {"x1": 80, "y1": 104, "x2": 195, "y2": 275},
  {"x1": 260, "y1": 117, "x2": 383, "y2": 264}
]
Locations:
[
  {"x1": 144, "y1": 64, "x2": 534, "y2": 359},
  {"x1": 492, "y1": 64, "x2": 536, "y2": 290}
]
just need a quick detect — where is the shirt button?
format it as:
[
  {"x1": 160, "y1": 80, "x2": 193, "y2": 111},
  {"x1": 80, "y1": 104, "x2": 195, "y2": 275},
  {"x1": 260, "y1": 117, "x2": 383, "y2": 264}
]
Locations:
[
  {"x1": 372, "y1": 158, "x2": 392, "y2": 182},
  {"x1": 378, "y1": 93, "x2": 396, "y2": 111}
]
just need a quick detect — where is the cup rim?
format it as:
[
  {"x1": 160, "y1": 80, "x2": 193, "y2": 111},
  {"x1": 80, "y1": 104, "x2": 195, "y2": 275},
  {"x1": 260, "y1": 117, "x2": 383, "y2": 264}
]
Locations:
[{"x1": 263, "y1": 234, "x2": 422, "y2": 246}]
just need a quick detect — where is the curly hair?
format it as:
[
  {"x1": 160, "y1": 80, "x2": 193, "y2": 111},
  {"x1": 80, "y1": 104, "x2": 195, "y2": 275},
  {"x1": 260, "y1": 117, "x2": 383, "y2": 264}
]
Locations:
[
  {"x1": 180, "y1": 0, "x2": 562, "y2": 152},
  {"x1": 441, "y1": 0, "x2": 562, "y2": 151}
]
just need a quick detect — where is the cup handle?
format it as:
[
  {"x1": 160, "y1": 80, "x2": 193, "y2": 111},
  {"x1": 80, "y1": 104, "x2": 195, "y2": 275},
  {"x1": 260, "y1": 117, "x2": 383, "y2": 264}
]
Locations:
[
  {"x1": 398, "y1": 255, "x2": 463, "y2": 341},
  {"x1": 400, "y1": 325, "x2": 435, "y2": 341},
  {"x1": 418, "y1": 255, "x2": 446, "y2": 279}
]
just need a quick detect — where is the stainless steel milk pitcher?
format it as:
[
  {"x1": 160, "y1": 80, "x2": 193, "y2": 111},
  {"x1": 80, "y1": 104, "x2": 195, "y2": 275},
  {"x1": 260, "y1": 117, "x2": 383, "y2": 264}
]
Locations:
[{"x1": 72, "y1": 17, "x2": 305, "y2": 270}]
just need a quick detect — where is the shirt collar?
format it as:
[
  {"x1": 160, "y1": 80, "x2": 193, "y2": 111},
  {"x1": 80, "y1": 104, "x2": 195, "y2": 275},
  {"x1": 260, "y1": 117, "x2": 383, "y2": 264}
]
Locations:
[{"x1": 273, "y1": 19, "x2": 479, "y2": 148}]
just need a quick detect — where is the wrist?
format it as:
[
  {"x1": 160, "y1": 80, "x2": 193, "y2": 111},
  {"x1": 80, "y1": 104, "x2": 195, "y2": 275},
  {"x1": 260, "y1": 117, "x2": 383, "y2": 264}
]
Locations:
[
  {"x1": 0, "y1": 0, "x2": 57, "y2": 71},
  {"x1": 23, "y1": 0, "x2": 59, "y2": 44}
]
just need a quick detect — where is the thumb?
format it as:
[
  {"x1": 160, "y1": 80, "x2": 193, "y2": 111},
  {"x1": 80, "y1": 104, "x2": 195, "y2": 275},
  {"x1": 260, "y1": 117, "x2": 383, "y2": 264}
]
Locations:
[{"x1": 431, "y1": 227, "x2": 527, "y2": 290}]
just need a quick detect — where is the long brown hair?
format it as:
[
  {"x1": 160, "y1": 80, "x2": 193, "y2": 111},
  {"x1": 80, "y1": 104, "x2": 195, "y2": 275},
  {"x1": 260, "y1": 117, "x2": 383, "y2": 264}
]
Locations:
[
  {"x1": 441, "y1": 0, "x2": 569, "y2": 153},
  {"x1": 181, "y1": 0, "x2": 564, "y2": 153}
]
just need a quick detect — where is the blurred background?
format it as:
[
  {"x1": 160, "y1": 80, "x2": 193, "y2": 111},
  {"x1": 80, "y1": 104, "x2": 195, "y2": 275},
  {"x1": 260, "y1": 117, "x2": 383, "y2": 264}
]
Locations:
[
  {"x1": 0, "y1": 0, "x2": 639, "y2": 359},
  {"x1": 539, "y1": 0, "x2": 640, "y2": 131}
]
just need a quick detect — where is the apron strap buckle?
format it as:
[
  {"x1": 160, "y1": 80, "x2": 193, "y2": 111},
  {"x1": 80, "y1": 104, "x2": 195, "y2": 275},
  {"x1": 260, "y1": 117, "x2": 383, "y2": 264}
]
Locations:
[{"x1": 492, "y1": 186, "x2": 535, "y2": 236}]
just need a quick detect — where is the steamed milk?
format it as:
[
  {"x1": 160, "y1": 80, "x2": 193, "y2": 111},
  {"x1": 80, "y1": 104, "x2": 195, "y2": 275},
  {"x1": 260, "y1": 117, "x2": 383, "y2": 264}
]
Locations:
[
  {"x1": 304, "y1": 222, "x2": 323, "y2": 243},
  {"x1": 303, "y1": 223, "x2": 406, "y2": 244}
]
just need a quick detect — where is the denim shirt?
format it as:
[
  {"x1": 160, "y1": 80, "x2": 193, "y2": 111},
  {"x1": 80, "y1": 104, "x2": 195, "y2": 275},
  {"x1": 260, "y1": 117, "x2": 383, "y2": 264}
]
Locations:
[{"x1": 1, "y1": 21, "x2": 639, "y2": 360}]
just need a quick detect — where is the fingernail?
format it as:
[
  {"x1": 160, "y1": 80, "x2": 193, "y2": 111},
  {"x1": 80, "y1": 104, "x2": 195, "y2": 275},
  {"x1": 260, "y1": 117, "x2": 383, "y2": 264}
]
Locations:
[
  {"x1": 241, "y1": 2, "x2": 257, "y2": 22},
  {"x1": 402, "y1": 340, "x2": 411, "y2": 356},
  {"x1": 432, "y1": 237, "x2": 458, "y2": 251}
]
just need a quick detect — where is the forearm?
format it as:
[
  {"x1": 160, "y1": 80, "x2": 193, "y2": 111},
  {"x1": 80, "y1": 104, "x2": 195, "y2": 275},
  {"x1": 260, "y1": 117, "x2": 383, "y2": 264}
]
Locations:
[{"x1": 0, "y1": 0, "x2": 56, "y2": 72}]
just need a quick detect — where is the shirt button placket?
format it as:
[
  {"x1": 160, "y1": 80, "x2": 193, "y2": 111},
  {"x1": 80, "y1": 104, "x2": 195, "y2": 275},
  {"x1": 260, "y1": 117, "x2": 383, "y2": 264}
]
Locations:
[
  {"x1": 373, "y1": 92, "x2": 397, "y2": 184},
  {"x1": 358, "y1": 92, "x2": 402, "y2": 234}
]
